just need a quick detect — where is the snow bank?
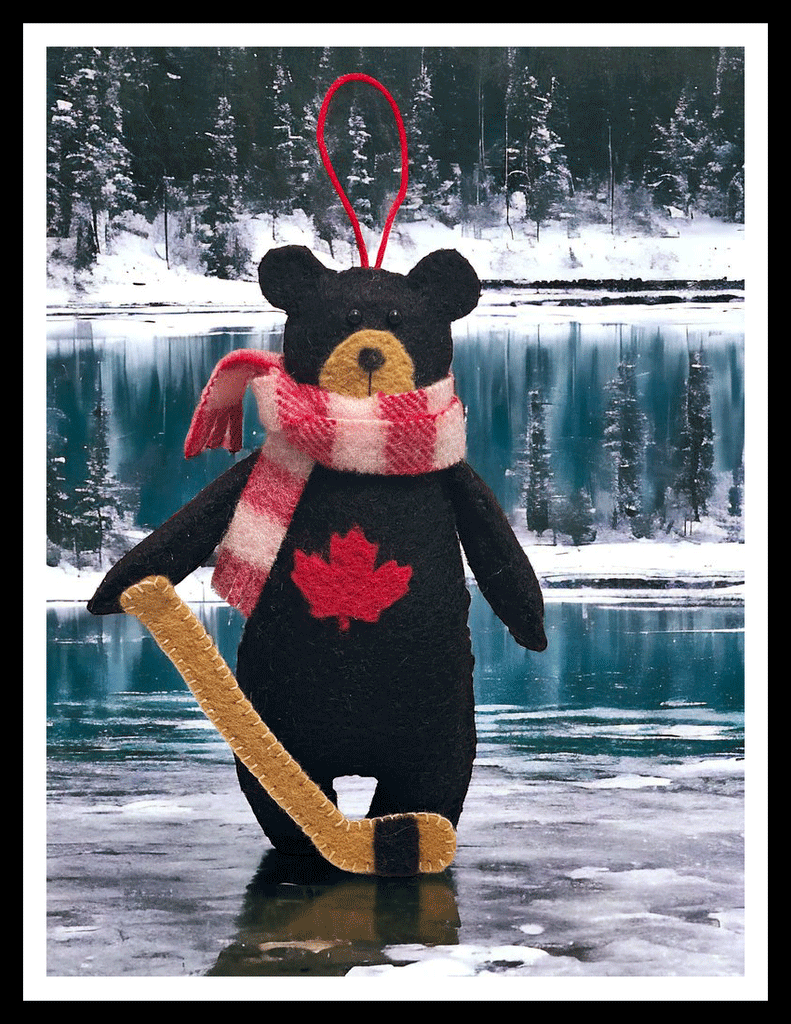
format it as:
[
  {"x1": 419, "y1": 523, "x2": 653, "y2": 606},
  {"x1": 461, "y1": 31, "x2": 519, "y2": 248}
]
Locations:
[
  {"x1": 45, "y1": 536, "x2": 745, "y2": 606},
  {"x1": 522, "y1": 538, "x2": 745, "y2": 602},
  {"x1": 45, "y1": 209, "x2": 744, "y2": 314}
]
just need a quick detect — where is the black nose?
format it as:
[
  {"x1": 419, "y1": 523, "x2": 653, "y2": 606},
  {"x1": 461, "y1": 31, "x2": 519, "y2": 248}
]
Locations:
[{"x1": 358, "y1": 347, "x2": 386, "y2": 373}]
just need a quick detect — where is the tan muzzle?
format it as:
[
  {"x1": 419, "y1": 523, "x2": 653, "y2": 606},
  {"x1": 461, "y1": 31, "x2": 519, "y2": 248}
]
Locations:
[{"x1": 318, "y1": 329, "x2": 415, "y2": 397}]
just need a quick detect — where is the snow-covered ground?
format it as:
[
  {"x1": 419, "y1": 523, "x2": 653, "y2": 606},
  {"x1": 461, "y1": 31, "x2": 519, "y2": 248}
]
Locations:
[
  {"x1": 45, "y1": 208, "x2": 745, "y2": 314},
  {"x1": 45, "y1": 539, "x2": 746, "y2": 608}
]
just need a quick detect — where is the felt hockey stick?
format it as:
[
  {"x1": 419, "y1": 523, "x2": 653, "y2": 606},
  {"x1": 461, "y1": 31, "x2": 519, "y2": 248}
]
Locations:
[{"x1": 120, "y1": 575, "x2": 456, "y2": 876}]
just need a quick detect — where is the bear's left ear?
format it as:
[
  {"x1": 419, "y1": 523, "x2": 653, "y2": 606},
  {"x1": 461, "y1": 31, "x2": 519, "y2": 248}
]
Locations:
[
  {"x1": 407, "y1": 249, "x2": 480, "y2": 322},
  {"x1": 258, "y1": 245, "x2": 331, "y2": 313}
]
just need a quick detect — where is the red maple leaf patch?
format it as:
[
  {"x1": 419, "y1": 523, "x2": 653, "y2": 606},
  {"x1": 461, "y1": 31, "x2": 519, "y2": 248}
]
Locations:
[{"x1": 291, "y1": 526, "x2": 412, "y2": 631}]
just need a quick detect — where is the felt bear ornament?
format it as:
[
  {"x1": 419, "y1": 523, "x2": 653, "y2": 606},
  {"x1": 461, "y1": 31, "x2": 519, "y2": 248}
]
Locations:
[{"x1": 88, "y1": 74, "x2": 547, "y2": 876}]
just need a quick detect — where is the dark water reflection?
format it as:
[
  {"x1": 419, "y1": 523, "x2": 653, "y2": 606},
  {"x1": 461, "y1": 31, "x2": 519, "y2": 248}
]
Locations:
[
  {"x1": 46, "y1": 317, "x2": 744, "y2": 534},
  {"x1": 47, "y1": 594, "x2": 744, "y2": 767},
  {"x1": 203, "y1": 852, "x2": 462, "y2": 977}
]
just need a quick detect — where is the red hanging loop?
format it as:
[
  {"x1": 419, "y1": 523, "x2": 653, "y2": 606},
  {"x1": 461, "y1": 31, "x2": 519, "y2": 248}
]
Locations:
[{"x1": 316, "y1": 73, "x2": 409, "y2": 269}]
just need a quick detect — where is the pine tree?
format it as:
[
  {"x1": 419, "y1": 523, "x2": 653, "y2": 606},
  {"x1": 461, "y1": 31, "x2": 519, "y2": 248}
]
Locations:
[
  {"x1": 646, "y1": 84, "x2": 726, "y2": 218},
  {"x1": 434, "y1": 162, "x2": 464, "y2": 228},
  {"x1": 604, "y1": 349, "x2": 648, "y2": 534},
  {"x1": 197, "y1": 95, "x2": 250, "y2": 278},
  {"x1": 346, "y1": 99, "x2": 375, "y2": 230},
  {"x1": 47, "y1": 94, "x2": 73, "y2": 238},
  {"x1": 698, "y1": 48, "x2": 745, "y2": 222},
  {"x1": 674, "y1": 348, "x2": 715, "y2": 524},
  {"x1": 503, "y1": 55, "x2": 571, "y2": 240},
  {"x1": 728, "y1": 457, "x2": 744, "y2": 518},
  {"x1": 405, "y1": 56, "x2": 441, "y2": 218},
  {"x1": 48, "y1": 398, "x2": 131, "y2": 568},
  {"x1": 299, "y1": 49, "x2": 345, "y2": 254},
  {"x1": 529, "y1": 76, "x2": 573, "y2": 240},
  {"x1": 555, "y1": 488, "x2": 597, "y2": 546},
  {"x1": 46, "y1": 437, "x2": 71, "y2": 562},
  {"x1": 72, "y1": 402, "x2": 113, "y2": 567},
  {"x1": 268, "y1": 57, "x2": 310, "y2": 227},
  {"x1": 503, "y1": 49, "x2": 525, "y2": 237},
  {"x1": 523, "y1": 388, "x2": 553, "y2": 535},
  {"x1": 47, "y1": 48, "x2": 137, "y2": 258}
]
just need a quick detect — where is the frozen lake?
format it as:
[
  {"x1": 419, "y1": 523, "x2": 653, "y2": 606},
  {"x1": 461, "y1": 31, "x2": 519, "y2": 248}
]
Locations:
[
  {"x1": 45, "y1": 311, "x2": 745, "y2": 550},
  {"x1": 38, "y1": 307, "x2": 761, "y2": 996},
  {"x1": 45, "y1": 592, "x2": 746, "y2": 988}
]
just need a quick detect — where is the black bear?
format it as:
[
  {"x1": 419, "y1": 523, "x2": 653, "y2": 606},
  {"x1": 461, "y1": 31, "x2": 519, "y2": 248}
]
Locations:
[{"x1": 88, "y1": 244, "x2": 547, "y2": 860}]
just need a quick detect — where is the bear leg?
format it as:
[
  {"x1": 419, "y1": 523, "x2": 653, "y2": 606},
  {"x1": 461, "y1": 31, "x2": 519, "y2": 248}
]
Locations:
[
  {"x1": 366, "y1": 764, "x2": 473, "y2": 830},
  {"x1": 234, "y1": 755, "x2": 338, "y2": 856}
]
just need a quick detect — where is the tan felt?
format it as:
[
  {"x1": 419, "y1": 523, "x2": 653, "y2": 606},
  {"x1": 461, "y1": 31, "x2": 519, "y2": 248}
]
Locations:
[
  {"x1": 318, "y1": 330, "x2": 415, "y2": 397},
  {"x1": 120, "y1": 576, "x2": 456, "y2": 875}
]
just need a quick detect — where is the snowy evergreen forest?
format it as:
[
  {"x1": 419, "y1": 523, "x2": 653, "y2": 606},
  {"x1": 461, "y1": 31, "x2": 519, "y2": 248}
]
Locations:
[
  {"x1": 45, "y1": 46, "x2": 745, "y2": 278},
  {"x1": 44, "y1": 45, "x2": 746, "y2": 568}
]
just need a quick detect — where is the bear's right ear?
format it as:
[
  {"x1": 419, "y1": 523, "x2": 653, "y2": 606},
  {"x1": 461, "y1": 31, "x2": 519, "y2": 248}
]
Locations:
[{"x1": 258, "y1": 245, "x2": 331, "y2": 313}]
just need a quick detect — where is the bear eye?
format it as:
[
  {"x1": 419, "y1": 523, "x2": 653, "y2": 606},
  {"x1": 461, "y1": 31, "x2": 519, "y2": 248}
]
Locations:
[
  {"x1": 387, "y1": 309, "x2": 402, "y2": 326},
  {"x1": 346, "y1": 308, "x2": 362, "y2": 327}
]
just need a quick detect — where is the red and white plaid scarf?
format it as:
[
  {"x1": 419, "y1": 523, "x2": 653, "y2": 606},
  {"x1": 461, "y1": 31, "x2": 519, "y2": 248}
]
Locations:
[{"x1": 184, "y1": 349, "x2": 466, "y2": 616}]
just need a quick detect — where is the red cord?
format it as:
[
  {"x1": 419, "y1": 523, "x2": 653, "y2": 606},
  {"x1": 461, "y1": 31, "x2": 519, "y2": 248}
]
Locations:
[{"x1": 316, "y1": 73, "x2": 409, "y2": 269}]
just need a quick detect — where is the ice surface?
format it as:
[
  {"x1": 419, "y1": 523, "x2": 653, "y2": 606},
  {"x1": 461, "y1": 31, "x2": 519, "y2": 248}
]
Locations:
[{"x1": 41, "y1": 732, "x2": 750, "y2": 989}]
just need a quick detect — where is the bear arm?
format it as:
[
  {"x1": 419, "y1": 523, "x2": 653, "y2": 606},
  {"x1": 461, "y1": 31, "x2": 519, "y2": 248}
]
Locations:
[
  {"x1": 446, "y1": 461, "x2": 548, "y2": 652},
  {"x1": 87, "y1": 450, "x2": 260, "y2": 615}
]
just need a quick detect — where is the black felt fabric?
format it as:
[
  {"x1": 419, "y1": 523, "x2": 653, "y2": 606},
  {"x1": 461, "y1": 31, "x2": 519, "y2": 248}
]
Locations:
[
  {"x1": 87, "y1": 451, "x2": 258, "y2": 615},
  {"x1": 89, "y1": 246, "x2": 547, "y2": 863},
  {"x1": 447, "y1": 460, "x2": 548, "y2": 652},
  {"x1": 233, "y1": 465, "x2": 477, "y2": 852},
  {"x1": 374, "y1": 816, "x2": 421, "y2": 877},
  {"x1": 259, "y1": 246, "x2": 480, "y2": 389}
]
